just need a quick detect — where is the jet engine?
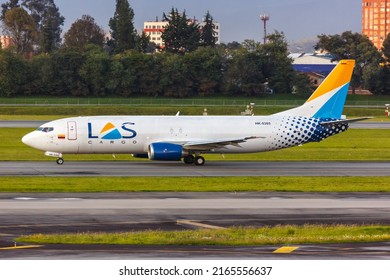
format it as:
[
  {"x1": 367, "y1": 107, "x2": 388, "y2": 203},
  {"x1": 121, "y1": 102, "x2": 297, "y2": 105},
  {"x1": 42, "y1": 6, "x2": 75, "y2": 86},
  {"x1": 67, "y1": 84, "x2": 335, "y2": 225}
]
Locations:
[{"x1": 148, "y1": 143, "x2": 187, "y2": 161}]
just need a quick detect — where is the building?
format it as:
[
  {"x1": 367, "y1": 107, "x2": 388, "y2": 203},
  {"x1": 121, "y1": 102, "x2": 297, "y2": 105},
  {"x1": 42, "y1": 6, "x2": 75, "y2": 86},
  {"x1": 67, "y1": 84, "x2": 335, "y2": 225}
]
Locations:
[
  {"x1": 290, "y1": 53, "x2": 337, "y2": 87},
  {"x1": 291, "y1": 53, "x2": 373, "y2": 95},
  {"x1": 362, "y1": 0, "x2": 390, "y2": 49},
  {"x1": 0, "y1": 35, "x2": 13, "y2": 49},
  {"x1": 291, "y1": 53, "x2": 337, "y2": 75},
  {"x1": 143, "y1": 20, "x2": 168, "y2": 48},
  {"x1": 143, "y1": 18, "x2": 221, "y2": 48}
]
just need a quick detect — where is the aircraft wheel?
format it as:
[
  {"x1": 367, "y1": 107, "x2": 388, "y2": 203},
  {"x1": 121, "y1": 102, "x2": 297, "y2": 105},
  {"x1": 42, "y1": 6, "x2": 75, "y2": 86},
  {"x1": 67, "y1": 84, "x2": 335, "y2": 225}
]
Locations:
[
  {"x1": 194, "y1": 156, "x2": 205, "y2": 166},
  {"x1": 56, "y1": 158, "x2": 64, "y2": 165},
  {"x1": 183, "y1": 155, "x2": 195, "y2": 164}
]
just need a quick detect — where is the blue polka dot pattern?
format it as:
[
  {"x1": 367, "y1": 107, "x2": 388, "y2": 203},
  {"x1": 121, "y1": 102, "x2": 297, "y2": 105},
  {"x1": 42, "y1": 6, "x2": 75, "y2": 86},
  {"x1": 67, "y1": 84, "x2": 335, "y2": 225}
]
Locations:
[{"x1": 269, "y1": 117, "x2": 348, "y2": 150}]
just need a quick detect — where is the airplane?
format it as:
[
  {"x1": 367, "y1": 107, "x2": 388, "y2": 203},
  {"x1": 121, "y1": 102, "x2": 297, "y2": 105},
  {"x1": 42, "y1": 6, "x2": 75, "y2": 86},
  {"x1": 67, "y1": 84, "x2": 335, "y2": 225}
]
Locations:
[{"x1": 22, "y1": 59, "x2": 368, "y2": 166}]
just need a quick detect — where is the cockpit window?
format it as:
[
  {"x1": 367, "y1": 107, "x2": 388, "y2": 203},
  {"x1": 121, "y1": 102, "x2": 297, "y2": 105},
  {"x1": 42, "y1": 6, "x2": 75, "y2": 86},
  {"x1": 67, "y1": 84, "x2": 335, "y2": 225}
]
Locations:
[{"x1": 36, "y1": 127, "x2": 54, "y2": 133}]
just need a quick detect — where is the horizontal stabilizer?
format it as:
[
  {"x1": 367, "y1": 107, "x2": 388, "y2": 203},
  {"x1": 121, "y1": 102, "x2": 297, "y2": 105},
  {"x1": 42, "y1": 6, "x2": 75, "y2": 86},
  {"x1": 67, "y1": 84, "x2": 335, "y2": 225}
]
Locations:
[{"x1": 320, "y1": 117, "x2": 374, "y2": 126}]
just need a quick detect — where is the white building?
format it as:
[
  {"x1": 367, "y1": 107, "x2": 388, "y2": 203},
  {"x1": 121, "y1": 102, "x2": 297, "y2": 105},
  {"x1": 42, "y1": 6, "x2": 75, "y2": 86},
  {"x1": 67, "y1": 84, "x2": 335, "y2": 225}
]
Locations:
[{"x1": 143, "y1": 21, "x2": 168, "y2": 48}]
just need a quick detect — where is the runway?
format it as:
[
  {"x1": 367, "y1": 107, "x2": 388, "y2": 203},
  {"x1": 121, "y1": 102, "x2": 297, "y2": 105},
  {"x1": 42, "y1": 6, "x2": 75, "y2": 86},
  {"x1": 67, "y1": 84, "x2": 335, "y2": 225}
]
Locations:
[
  {"x1": 0, "y1": 192, "x2": 389, "y2": 259},
  {"x1": 1, "y1": 160, "x2": 390, "y2": 176},
  {"x1": 0, "y1": 121, "x2": 47, "y2": 128}
]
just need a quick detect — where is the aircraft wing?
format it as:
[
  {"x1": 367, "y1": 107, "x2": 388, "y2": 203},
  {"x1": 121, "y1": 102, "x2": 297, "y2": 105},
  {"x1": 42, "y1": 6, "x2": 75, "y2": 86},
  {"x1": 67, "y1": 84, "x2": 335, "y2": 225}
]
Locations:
[
  {"x1": 181, "y1": 136, "x2": 263, "y2": 151},
  {"x1": 320, "y1": 117, "x2": 373, "y2": 126}
]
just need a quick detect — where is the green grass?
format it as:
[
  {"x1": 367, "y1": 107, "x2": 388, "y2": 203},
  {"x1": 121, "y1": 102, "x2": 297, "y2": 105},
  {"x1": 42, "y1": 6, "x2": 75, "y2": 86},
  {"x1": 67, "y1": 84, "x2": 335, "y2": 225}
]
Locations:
[
  {"x1": 0, "y1": 104, "x2": 386, "y2": 118},
  {"x1": 1, "y1": 176, "x2": 389, "y2": 192},
  {"x1": 16, "y1": 225, "x2": 390, "y2": 246}
]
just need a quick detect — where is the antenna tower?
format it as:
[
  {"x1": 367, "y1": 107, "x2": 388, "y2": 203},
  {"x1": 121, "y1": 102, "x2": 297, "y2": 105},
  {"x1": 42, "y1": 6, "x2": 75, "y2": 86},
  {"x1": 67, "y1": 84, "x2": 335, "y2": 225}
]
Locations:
[{"x1": 260, "y1": 13, "x2": 270, "y2": 44}]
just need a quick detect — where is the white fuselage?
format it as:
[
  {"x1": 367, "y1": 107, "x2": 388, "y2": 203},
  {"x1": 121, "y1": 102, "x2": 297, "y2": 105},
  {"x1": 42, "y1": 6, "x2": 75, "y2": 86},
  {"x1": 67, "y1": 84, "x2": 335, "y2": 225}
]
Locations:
[{"x1": 21, "y1": 115, "x2": 347, "y2": 156}]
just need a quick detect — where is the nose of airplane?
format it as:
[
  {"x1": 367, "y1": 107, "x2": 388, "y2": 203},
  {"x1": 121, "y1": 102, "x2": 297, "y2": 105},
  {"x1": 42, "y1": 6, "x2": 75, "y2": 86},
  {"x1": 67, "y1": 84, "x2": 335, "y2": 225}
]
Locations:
[
  {"x1": 22, "y1": 132, "x2": 34, "y2": 147},
  {"x1": 22, "y1": 131, "x2": 42, "y2": 150}
]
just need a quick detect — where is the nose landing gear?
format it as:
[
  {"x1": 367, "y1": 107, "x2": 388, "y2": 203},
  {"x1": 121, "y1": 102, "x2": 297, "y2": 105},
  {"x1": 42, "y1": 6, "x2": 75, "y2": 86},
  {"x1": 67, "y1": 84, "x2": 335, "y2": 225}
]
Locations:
[{"x1": 44, "y1": 151, "x2": 64, "y2": 165}]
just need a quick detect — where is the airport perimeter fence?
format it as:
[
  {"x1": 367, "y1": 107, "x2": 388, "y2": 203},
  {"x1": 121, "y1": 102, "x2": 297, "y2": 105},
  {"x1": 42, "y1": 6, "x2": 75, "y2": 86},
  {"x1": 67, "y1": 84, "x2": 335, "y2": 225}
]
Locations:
[{"x1": 0, "y1": 97, "x2": 388, "y2": 108}]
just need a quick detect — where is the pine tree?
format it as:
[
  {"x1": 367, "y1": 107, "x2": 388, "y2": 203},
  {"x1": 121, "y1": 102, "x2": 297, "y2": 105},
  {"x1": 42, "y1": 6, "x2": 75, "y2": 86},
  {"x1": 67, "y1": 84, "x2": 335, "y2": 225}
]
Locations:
[
  {"x1": 200, "y1": 11, "x2": 216, "y2": 47},
  {"x1": 108, "y1": 0, "x2": 136, "y2": 54},
  {"x1": 161, "y1": 8, "x2": 200, "y2": 54},
  {"x1": 136, "y1": 31, "x2": 152, "y2": 53},
  {"x1": 41, "y1": 16, "x2": 54, "y2": 53}
]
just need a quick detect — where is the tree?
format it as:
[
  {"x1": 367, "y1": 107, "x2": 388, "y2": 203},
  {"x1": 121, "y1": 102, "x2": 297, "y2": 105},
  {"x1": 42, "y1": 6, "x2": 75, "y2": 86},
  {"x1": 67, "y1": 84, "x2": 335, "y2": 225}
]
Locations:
[
  {"x1": 185, "y1": 47, "x2": 223, "y2": 96},
  {"x1": 223, "y1": 41, "x2": 266, "y2": 96},
  {"x1": 50, "y1": 48, "x2": 87, "y2": 96},
  {"x1": 0, "y1": 48, "x2": 31, "y2": 96},
  {"x1": 112, "y1": 51, "x2": 161, "y2": 96},
  {"x1": 291, "y1": 72, "x2": 314, "y2": 96},
  {"x1": 366, "y1": 33, "x2": 390, "y2": 95},
  {"x1": 200, "y1": 11, "x2": 216, "y2": 47},
  {"x1": 30, "y1": 52, "x2": 56, "y2": 95},
  {"x1": 222, "y1": 32, "x2": 294, "y2": 96},
  {"x1": 63, "y1": 15, "x2": 105, "y2": 50},
  {"x1": 3, "y1": 7, "x2": 37, "y2": 55},
  {"x1": 79, "y1": 45, "x2": 111, "y2": 96},
  {"x1": 315, "y1": 31, "x2": 382, "y2": 92},
  {"x1": 382, "y1": 33, "x2": 390, "y2": 63},
  {"x1": 1, "y1": 0, "x2": 64, "y2": 53},
  {"x1": 108, "y1": 0, "x2": 136, "y2": 54},
  {"x1": 1, "y1": 0, "x2": 19, "y2": 20},
  {"x1": 24, "y1": 0, "x2": 64, "y2": 52},
  {"x1": 161, "y1": 8, "x2": 200, "y2": 54},
  {"x1": 135, "y1": 31, "x2": 153, "y2": 53},
  {"x1": 159, "y1": 53, "x2": 193, "y2": 96},
  {"x1": 41, "y1": 15, "x2": 55, "y2": 52},
  {"x1": 260, "y1": 31, "x2": 294, "y2": 94}
]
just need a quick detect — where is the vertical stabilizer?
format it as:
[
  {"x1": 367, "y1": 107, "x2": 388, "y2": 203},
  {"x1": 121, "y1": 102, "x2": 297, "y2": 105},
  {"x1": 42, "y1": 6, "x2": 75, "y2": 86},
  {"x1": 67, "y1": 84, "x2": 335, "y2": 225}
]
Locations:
[{"x1": 274, "y1": 59, "x2": 355, "y2": 119}]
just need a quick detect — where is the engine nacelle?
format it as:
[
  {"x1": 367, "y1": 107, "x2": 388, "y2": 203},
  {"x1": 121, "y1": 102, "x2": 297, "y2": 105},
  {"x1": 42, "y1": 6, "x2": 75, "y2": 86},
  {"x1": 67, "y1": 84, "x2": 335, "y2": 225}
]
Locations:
[{"x1": 148, "y1": 143, "x2": 184, "y2": 161}]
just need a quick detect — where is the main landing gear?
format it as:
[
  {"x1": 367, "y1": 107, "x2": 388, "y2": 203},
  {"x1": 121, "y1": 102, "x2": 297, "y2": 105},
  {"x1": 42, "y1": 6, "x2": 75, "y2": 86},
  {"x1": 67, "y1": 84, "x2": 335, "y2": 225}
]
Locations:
[
  {"x1": 56, "y1": 157, "x2": 64, "y2": 165},
  {"x1": 183, "y1": 155, "x2": 205, "y2": 166}
]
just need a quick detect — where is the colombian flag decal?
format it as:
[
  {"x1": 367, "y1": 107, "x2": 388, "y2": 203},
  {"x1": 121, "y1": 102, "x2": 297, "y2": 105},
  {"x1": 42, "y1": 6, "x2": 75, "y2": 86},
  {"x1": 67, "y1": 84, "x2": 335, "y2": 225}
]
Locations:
[{"x1": 58, "y1": 134, "x2": 66, "y2": 139}]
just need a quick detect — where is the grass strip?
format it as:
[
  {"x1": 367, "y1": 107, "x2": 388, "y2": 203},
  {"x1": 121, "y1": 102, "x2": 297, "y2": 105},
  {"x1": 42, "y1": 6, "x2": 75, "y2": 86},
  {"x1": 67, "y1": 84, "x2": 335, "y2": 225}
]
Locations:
[
  {"x1": 1, "y1": 176, "x2": 389, "y2": 192},
  {"x1": 16, "y1": 225, "x2": 390, "y2": 246}
]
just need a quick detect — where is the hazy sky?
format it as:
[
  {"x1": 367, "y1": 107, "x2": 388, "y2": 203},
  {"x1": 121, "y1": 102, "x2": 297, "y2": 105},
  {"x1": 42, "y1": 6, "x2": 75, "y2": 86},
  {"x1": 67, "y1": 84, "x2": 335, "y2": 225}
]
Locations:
[{"x1": 51, "y1": 0, "x2": 361, "y2": 43}]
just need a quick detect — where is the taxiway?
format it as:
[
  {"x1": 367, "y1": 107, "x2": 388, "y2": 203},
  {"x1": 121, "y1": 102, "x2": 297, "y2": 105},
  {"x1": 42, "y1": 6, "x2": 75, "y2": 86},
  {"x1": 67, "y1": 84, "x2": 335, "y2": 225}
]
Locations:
[{"x1": 0, "y1": 192, "x2": 389, "y2": 259}]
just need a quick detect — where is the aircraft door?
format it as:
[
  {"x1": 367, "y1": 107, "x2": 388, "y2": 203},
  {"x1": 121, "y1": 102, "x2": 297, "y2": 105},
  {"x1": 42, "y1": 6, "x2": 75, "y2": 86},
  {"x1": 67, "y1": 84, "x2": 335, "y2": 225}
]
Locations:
[{"x1": 67, "y1": 121, "x2": 77, "y2": 140}]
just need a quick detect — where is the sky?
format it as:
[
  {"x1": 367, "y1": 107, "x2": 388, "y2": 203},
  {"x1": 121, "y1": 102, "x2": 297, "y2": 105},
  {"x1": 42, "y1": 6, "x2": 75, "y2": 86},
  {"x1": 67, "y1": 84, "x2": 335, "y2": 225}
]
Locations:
[{"x1": 30, "y1": 0, "x2": 362, "y2": 44}]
